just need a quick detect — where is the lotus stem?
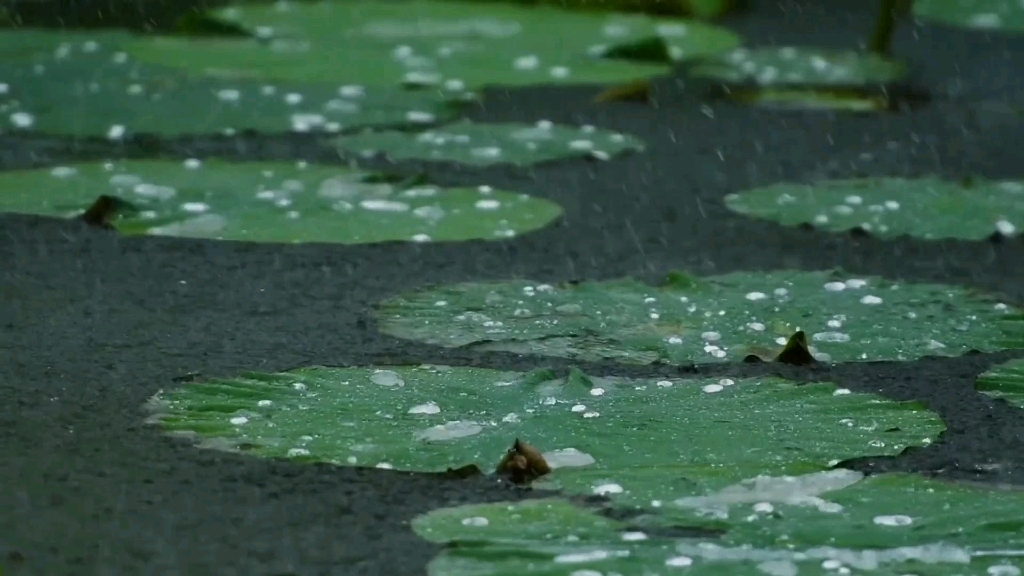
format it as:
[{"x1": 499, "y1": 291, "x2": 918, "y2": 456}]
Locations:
[{"x1": 869, "y1": 0, "x2": 912, "y2": 56}]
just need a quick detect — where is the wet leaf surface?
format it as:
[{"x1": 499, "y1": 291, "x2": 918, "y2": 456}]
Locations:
[
  {"x1": 148, "y1": 365, "x2": 943, "y2": 508},
  {"x1": 377, "y1": 271, "x2": 1023, "y2": 365},
  {"x1": 0, "y1": 159, "x2": 562, "y2": 244},
  {"x1": 333, "y1": 120, "x2": 644, "y2": 166},
  {"x1": 0, "y1": 30, "x2": 462, "y2": 137},
  {"x1": 413, "y1": 473, "x2": 1024, "y2": 575},
  {"x1": 915, "y1": 0, "x2": 1024, "y2": 33},
  {"x1": 724, "y1": 176, "x2": 1024, "y2": 241},
  {"x1": 124, "y1": 0, "x2": 742, "y2": 90}
]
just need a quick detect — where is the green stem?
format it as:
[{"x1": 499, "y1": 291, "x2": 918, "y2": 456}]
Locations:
[
  {"x1": 869, "y1": 0, "x2": 911, "y2": 56},
  {"x1": 870, "y1": 0, "x2": 897, "y2": 55}
]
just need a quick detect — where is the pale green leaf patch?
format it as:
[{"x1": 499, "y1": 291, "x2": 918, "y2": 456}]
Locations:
[
  {"x1": 146, "y1": 365, "x2": 943, "y2": 509},
  {"x1": 0, "y1": 159, "x2": 562, "y2": 244},
  {"x1": 376, "y1": 270, "x2": 1023, "y2": 365}
]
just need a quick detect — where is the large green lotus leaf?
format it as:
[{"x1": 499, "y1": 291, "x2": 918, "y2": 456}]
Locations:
[
  {"x1": 147, "y1": 365, "x2": 943, "y2": 508},
  {"x1": 0, "y1": 30, "x2": 462, "y2": 138},
  {"x1": 689, "y1": 47, "x2": 906, "y2": 87},
  {"x1": 724, "y1": 177, "x2": 1024, "y2": 241},
  {"x1": 713, "y1": 473, "x2": 1024, "y2": 550},
  {"x1": 414, "y1": 474, "x2": 1024, "y2": 576},
  {"x1": 687, "y1": 46, "x2": 906, "y2": 111},
  {"x1": 976, "y1": 358, "x2": 1024, "y2": 408},
  {"x1": 0, "y1": 160, "x2": 561, "y2": 244},
  {"x1": 333, "y1": 120, "x2": 644, "y2": 166},
  {"x1": 376, "y1": 271, "x2": 1023, "y2": 365},
  {"x1": 122, "y1": 0, "x2": 742, "y2": 90},
  {"x1": 915, "y1": 0, "x2": 1024, "y2": 32},
  {"x1": 449, "y1": 0, "x2": 737, "y2": 19}
]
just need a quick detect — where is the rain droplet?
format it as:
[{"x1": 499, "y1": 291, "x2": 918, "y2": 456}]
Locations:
[
  {"x1": 287, "y1": 448, "x2": 310, "y2": 457},
  {"x1": 620, "y1": 531, "x2": 647, "y2": 541},
  {"x1": 996, "y1": 219, "x2": 1017, "y2": 236},
  {"x1": 229, "y1": 416, "x2": 248, "y2": 425},
  {"x1": 555, "y1": 550, "x2": 611, "y2": 564},
  {"x1": 665, "y1": 556, "x2": 694, "y2": 567},
  {"x1": 10, "y1": 111, "x2": 35, "y2": 128},
  {"x1": 360, "y1": 199, "x2": 410, "y2": 212},
  {"x1": 513, "y1": 54, "x2": 539, "y2": 70},
  {"x1": 824, "y1": 282, "x2": 846, "y2": 292},
  {"x1": 181, "y1": 202, "x2": 210, "y2": 213},
  {"x1": 544, "y1": 448, "x2": 596, "y2": 469},
  {"x1": 461, "y1": 516, "x2": 488, "y2": 527},
  {"x1": 592, "y1": 483, "x2": 623, "y2": 495},
  {"x1": 406, "y1": 110, "x2": 435, "y2": 123},
  {"x1": 408, "y1": 402, "x2": 440, "y2": 415},
  {"x1": 813, "y1": 331, "x2": 850, "y2": 343},
  {"x1": 860, "y1": 295, "x2": 883, "y2": 305},
  {"x1": 702, "y1": 384, "x2": 724, "y2": 393},
  {"x1": 414, "y1": 420, "x2": 483, "y2": 441},
  {"x1": 745, "y1": 291, "x2": 767, "y2": 301},
  {"x1": 370, "y1": 370, "x2": 405, "y2": 387},
  {"x1": 873, "y1": 515, "x2": 913, "y2": 526}
]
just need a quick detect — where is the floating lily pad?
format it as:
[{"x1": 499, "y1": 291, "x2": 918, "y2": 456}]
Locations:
[
  {"x1": 123, "y1": 0, "x2": 742, "y2": 90},
  {"x1": 0, "y1": 30, "x2": 464, "y2": 138},
  {"x1": 333, "y1": 120, "x2": 644, "y2": 166},
  {"x1": 690, "y1": 46, "x2": 906, "y2": 87},
  {"x1": 415, "y1": 473, "x2": 1024, "y2": 576},
  {"x1": 915, "y1": 0, "x2": 1024, "y2": 33},
  {"x1": 976, "y1": 358, "x2": 1024, "y2": 408},
  {"x1": 0, "y1": 160, "x2": 562, "y2": 244},
  {"x1": 376, "y1": 271, "x2": 1023, "y2": 365},
  {"x1": 147, "y1": 364, "x2": 943, "y2": 508},
  {"x1": 688, "y1": 46, "x2": 908, "y2": 110},
  {"x1": 452, "y1": 0, "x2": 739, "y2": 19},
  {"x1": 724, "y1": 176, "x2": 1024, "y2": 240}
]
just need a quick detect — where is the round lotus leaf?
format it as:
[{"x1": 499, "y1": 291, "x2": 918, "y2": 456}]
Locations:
[
  {"x1": 0, "y1": 160, "x2": 562, "y2": 244},
  {"x1": 415, "y1": 473, "x2": 1024, "y2": 576},
  {"x1": 724, "y1": 176, "x2": 1024, "y2": 240},
  {"x1": 976, "y1": 358, "x2": 1024, "y2": 408},
  {"x1": 376, "y1": 271, "x2": 1023, "y2": 365},
  {"x1": 334, "y1": 120, "x2": 644, "y2": 166},
  {"x1": 688, "y1": 46, "x2": 906, "y2": 111},
  {"x1": 147, "y1": 364, "x2": 943, "y2": 509},
  {"x1": 689, "y1": 46, "x2": 906, "y2": 87},
  {"x1": 915, "y1": 0, "x2": 1024, "y2": 32},
  {"x1": 0, "y1": 30, "x2": 462, "y2": 138},
  {"x1": 122, "y1": 0, "x2": 742, "y2": 90}
]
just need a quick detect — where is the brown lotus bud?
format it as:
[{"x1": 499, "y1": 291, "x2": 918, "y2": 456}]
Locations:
[
  {"x1": 496, "y1": 438, "x2": 550, "y2": 485},
  {"x1": 774, "y1": 330, "x2": 816, "y2": 366}
]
